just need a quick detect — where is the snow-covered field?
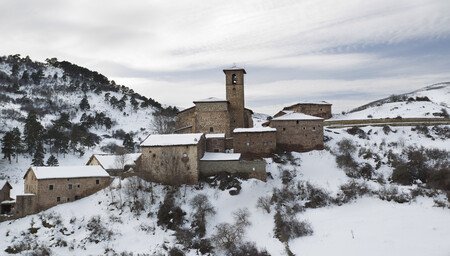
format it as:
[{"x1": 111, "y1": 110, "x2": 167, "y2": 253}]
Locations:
[
  {"x1": 333, "y1": 83, "x2": 450, "y2": 119},
  {"x1": 1, "y1": 124, "x2": 449, "y2": 256}
]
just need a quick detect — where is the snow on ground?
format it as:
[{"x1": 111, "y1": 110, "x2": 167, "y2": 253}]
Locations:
[
  {"x1": 293, "y1": 197, "x2": 450, "y2": 256},
  {"x1": 333, "y1": 83, "x2": 449, "y2": 119}
]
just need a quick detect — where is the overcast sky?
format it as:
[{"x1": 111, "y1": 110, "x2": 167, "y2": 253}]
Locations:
[{"x1": 1, "y1": 0, "x2": 450, "y2": 115}]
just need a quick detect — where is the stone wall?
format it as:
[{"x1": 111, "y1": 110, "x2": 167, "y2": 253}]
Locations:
[
  {"x1": 270, "y1": 119, "x2": 324, "y2": 152},
  {"x1": 244, "y1": 109, "x2": 254, "y2": 128},
  {"x1": 138, "y1": 139, "x2": 205, "y2": 185},
  {"x1": 195, "y1": 102, "x2": 231, "y2": 136},
  {"x1": 24, "y1": 170, "x2": 111, "y2": 212},
  {"x1": 206, "y1": 137, "x2": 226, "y2": 152},
  {"x1": 14, "y1": 194, "x2": 37, "y2": 218},
  {"x1": 175, "y1": 107, "x2": 196, "y2": 133},
  {"x1": 233, "y1": 131, "x2": 276, "y2": 157},
  {"x1": 199, "y1": 159, "x2": 267, "y2": 181},
  {"x1": 0, "y1": 185, "x2": 11, "y2": 202},
  {"x1": 284, "y1": 104, "x2": 332, "y2": 119}
]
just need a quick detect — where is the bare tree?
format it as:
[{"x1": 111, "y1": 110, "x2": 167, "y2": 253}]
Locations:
[
  {"x1": 150, "y1": 111, "x2": 175, "y2": 134},
  {"x1": 114, "y1": 147, "x2": 130, "y2": 170}
]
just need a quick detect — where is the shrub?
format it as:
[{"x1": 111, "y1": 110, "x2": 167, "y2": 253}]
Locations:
[
  {"x1": 192, "y1": 239, "x2": 214, "y2": 255},
  {"x1": 85, "y1": 216, "x2": 115, "y2": 243},
  {"x1": 347, "y1": 126, "x2": 367, "y2": 139},
  {"x1": 190, "y1": 194, "x2": 216, "y2": 238},
  {"x1": 168, "y1": 247, "x2": 185, "y2": 256},
  {"x1": 298, "y1": 182, "x2": 332, "y2": 208},
  {"x1": 274, "y1": 211, "x2": 313, "y2": 243},
  {"x1": 358, "y1": 163, "x2": 374, "y2": 180},
  {"x1": 337, "y1": 180, "x2": 370, "y2": 204},
  {"x1": 377, "y1": 186, "x2": 411, "y2": 203},
  {"x1": 337, "y1": 138, "x2": 357, "y2": 155},
  {"x1": 157, "y1": 191, "x2": 186, "y2": 230},
  {"x1": 256, "y1": 196, "x2": 272, "y2": 213},
  {"x1": 228, "y1": 242, "x2": 271, "y2": 256}
]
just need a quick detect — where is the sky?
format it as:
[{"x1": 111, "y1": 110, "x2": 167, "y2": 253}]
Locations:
[{"x1": 0, "y1": 0, "x2": 450, "y2": 115}]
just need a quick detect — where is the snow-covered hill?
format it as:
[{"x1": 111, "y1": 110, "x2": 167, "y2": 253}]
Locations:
[
  {"x1": 333, "y1": 82, "x2": 450, "y2": 120},
  {"x1": 1, "y1": 124, "x2": 449, "y2": 256}
]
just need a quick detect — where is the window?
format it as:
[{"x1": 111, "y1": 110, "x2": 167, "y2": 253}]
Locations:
[
  {"x1": 57, "y1": 197, "x2": 60, "y2": 202},
  {"x1": 67, "y1": 198, "x2": 70, "y2": 202},
  {"x1": 283, "y1": 128, "x2": 286, "y2": 131},
  {"x1": 296, "y1": 120, "x2": 299, "y2": 124},
  {"x1": 77, "y1": 184, "x2": 80, "y2": 188},
  {"x1": 49, "y1": 185, "x2": 54, "y2": 190},
  {"x1": 313, "y1": 126, "x2": 316, "y2": 130},
  {"x1": 232, "y1": 74, "x2": 237, "y2": 84},
  {"x1": 210, "y1": 127, "x2": 214, "y2": 132},
  {"x1": 303, "y1": 127, "x2": 306, "y2": 130},
  {"x1": 96, "y1": 179, "x2": 99, "y2": 185},
  {"x1": 75, "y1": 196, "x2": 80, "y2": 200},
  {"x1": 68, "y1": 184, "x2": 73, "y2": 190},
  {"x1": 152, "y1": 153, "x2": 156, "y2": 158}
]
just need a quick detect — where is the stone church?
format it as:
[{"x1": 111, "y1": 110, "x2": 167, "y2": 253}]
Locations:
[{"x1": 174, "y1": 67, "x2": 254, "y2": 138}]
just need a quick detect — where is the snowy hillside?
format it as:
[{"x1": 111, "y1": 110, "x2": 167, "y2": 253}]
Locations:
[
  {"x1": 1, "y1": 124, "x2": 449, "y2": 256},
  {"x1": 334, "y1": 82, "x2": 450, "y2": 120}
]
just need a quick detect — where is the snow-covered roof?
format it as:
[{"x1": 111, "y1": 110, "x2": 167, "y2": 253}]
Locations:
[
  {"x1": 272, "y1": 112, "x2": 324, "y2": 121},
  {"x1": 201, "y1": 152, "x2": 241, "y2": 161},
  {"x1": 89, "y1": 153, "x2": 142, "y2": 170},
  {"x1": 0, "y1": 180, "x2": 11, "y2": 189},
  {"x1": 223, "y1": 67, "x2": 247, "y2": 74},
  {"x1": 194, "y1": 97, "x2": 228, "y2": 103},
  {"x1": 205, "y1": 133, "x2": 226, "y2": 139},
  {"x1": 140, "y1": 133, "x2": 204, "y2": 147},
  {"x1": 26, "y1": 166, "x2": 110, "y2": 180},
  {"x1": 286, "y1": 101, "x2": 331, "y2": 106},
  {"x1": 233, "y1": 127, "x2": 277, "y2": 133}
]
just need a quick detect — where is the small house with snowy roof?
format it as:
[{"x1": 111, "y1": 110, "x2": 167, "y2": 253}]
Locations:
[
  {"x1": 21, "y1": 166, "x2": 111, "y2": 213},
  {"x1": 138, "y1": 133, "x2": 206, "y2": 185},
  {"x1": 86, "y1": 153, "x2": 142, "y2": 176},
  {"x1": 270, "y1": 112, "x2": 324, "y2": 151}
]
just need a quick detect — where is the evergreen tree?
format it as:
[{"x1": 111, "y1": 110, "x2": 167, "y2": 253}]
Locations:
[
  {"x1": 30, "y1": 69, "x2": 44, "y2": 84},
  {"x1": 79, "y1": 96, "x2": 90, "y2": 111},
  {"x1": 11, "y1": 63, "x2": 20, "y2": 78},
  {"x1": 24, "y1": 111, "x2": 44, "y2": 154},
  {"x1": 123, "y1": 133, "x2": 134, "y2": 152},
  {"x1": 31, "y1": 142, "x2": 45, "y2": 166},
  {"x1": 1, "y1": 132, "x2": 14, "y2": 163},
  {"x1": 11, "y1": 127, "x2": 23, "y2": 162},
  {"x1": 20, "y1": 71, "x2": 29, "y2": 83},
  {"x1": 130, "y1": 96, "x2": 139, "y2": 110},
  {"x1": 46, "y1": 155, "x2": 59, "y2": 166}
]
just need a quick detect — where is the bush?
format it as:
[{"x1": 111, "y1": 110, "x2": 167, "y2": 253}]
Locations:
[
  {"x1": 256, "y1": 196, "x2": 272, "y2": 213},
  {"x1": 358, "y1": 163, "x2": 374, "y2": 180},
  {"x1": 168, "y1": 247, "x2": 185, "y2": 256},
  {"x1": 228, "y1": 242, "x2": 271, "y2": 256},
  {"x1": 190, "y1": 194, "x2": 216, "y2": 238},
  {"x1": 337, "y1": 180, "x2": 370, "y2": 204},
  {"x1": 377, "y1": 186, "x2": 411, "y2": 203},
  {"x1": 298, "y1": 182, "x2": 332, "y2": 208},
  {"x1": 157, "y1": 191, "x2": 186, "y2": 230},
  {"x1": 85, "y1": 216, "x2": 115, "y2": 243},
  {"x1": 192, "y1": 239, "x2": 214, "y2": 255},
  {"x1": 337, "y1": 138, "x2": 357, "y2": 155},
  {"x1": 274, "y1": 211, "x2": 313, "y2": 243},
  {"x1": 347, "y1": 127, "x2": 367, "y2": 139}
]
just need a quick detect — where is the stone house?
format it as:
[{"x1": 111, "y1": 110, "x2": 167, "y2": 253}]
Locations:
[
  {"x1": 175, "y1": 68, "x2": 253, "y2": 137},
  {"x1": 233, "y1": 127, "x2": 277, "y2": 157},
  {"x1": 21, "y1": 166, "x2": 111, "y2": 214},
  {"x1": 270, "y1": 112, "x2": 324, "y2": 152},
  {"x1": 205, "y1": 133, "x2": 226, "y2": 152},
  {"x1": 86, "y1": 153, "x2": 142, "y2": 176},
  {"x1": 0, "y1": 181, "x2": 13, "y2": 214},
  {"x1": 138, "y1": 133, "x2": 206, "y2": 185},
  {"x1": 276, "y1": 102, "x2": 332, "y2": 119}
]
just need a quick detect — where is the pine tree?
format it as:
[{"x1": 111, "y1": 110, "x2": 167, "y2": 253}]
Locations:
[
  {"x1": 1, "y1": 132, "x2": 14, "y2": 163},
  {"x1": 46, "y1": 155, "x2": 59, "y2": 166},
  {"x1": 11, "y1": 127, "x2": 23, "y2": 162},
  {"x1": 24, "y1": 111, "x2": 44, "y2": 154},
  {"x1": 123, "y1": 133, "x2": 135, "y2": 152},
  {"x1": 79, "y1": 96, "x2": 90, "y2": 111},
  {"x1": 130, "y1": 96, "x2": 139, "y2": 110},
  {"x1": 31, "y1": 142, "x2": 45, "y2": 166}
]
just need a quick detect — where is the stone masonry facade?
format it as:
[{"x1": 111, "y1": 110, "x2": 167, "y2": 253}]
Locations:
[{"x1": 269, "y1": 119, "x2": 324, "y2": 152}]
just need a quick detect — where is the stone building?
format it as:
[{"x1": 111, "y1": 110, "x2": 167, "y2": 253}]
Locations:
[
  {"x1": 0, "y1": 181, "x2": 13, "y2": 214},
  {"x1": 138, "y1": 133, "x2": 206, "y2": 185},
  {"x1": 232, "y1": 127, "x2": 277, "y2": 157},
  {"x1": 175, "y1": 68, "x2": 253, "y2": 137},
  {"x1": 270, "y1": 112, "x2": 324, "y2": 152},
  {"x1": 21, "y1": 166, "x2": 111, "y2": 214},
  {"x1": 199, "y1": 152, "x2": 267, "y2": 181},
  {"x1": 86, "y1": 153, "x2": 142, "y2": 176},
  {"x1": 205, "y1": 133, "x2": 226, "y2": 152},
  {"x1": 276, "y1": 102, "x2": 332, "y2": 119}
]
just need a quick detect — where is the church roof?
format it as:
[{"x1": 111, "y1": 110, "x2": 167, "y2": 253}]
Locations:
[
  {"x1": 193, "y1": 97, "x2": 228, "y2": 103},
  {"x1": 223, "y1": 67, "x2": 246, "y2": 74},
  {"x1": 272, "y1": 112, "x2": 323, "y2": 121},
  {"x1": 140, "y1": 133, "x2": 204, "y2": 147}
]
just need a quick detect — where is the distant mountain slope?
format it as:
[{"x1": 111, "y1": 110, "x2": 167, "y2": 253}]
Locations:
[
  {"x1": 0, "y1": 54, "x2": 177, "y2": 159},
  {"x1": 334, "y1": 82, "x2": 450, "y2": 120}
]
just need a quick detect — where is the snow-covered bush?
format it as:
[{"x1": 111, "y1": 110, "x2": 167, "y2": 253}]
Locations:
[
  {"x1": 377, "y1": 186, "x2": 411, "y2": 203},
  {"x1": 274, "y1": 210, "x2": 313, "y2": 243},
  {"x1": 84, "y1": 216, "x2": 115, "y2": 243},
  {"x1": 189, "y1": 194, "x2": 216, "y2": 238},
  {"x1": 157, "y1": 190, "x2": 186, "y2": 230},
  {"x1": 212, "y1": 208, "x2": 251, "y2": 253},
  {"x1": 228, "y1": 242, "x2": 270, "y2": 256},
  {"x1": 337, "y1": 179, "x2": 370, "y2": 204},
  {"x1": 256, "y1": 196, "x2": 272, "y2": 213}
]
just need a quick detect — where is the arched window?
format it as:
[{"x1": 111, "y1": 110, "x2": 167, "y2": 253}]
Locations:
[{"x1": 232, "y1": 74, "x2": 237, "y2": 84}]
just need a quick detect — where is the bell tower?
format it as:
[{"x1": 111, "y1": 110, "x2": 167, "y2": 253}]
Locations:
[{"x1": 224, "y1": 67, "x2": 246, "y2": 132}]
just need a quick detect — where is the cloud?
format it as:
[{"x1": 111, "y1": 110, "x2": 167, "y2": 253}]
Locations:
[{"x1": 0, "y1": 0, "x2": 450, "y2": 114}]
